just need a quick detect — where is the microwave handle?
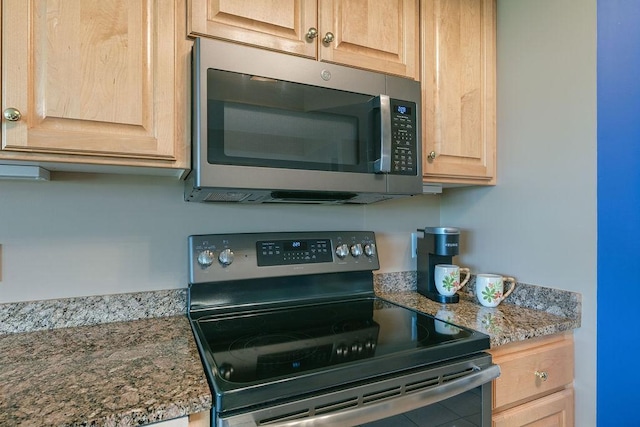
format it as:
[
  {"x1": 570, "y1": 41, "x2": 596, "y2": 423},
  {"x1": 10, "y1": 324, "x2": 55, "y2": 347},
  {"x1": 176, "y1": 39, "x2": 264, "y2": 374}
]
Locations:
[{"x1": 373, "y1": 95, "x2": 392, "y2": 173}]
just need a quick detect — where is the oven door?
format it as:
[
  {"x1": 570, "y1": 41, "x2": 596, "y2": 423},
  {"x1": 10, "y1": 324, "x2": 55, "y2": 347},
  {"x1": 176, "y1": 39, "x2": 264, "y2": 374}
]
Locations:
[{"x1": 214, "y1": 353, "x2": 500, "y2": 427}]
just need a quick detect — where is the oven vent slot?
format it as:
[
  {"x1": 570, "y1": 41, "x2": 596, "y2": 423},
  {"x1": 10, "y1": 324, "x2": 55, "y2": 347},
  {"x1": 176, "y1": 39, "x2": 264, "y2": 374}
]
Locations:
[
  {"x1": 362, "y1": 386, "x2": 402, "y2": 404},
  {"x1": 258, "y1": 409, "x2": 310, "y2": 425},
  {"x1": 314, "y1": 397, "x2": 359, "y2": 415},
  {"x1": 442, "y1": 367, "x2": 476, "y2": 383},
  {"x1": 257, "y1": 366, "x2": 480, "y2": 425},
  {"x1": 404, "y1": 375, "x2": 441, "y2": 392}
]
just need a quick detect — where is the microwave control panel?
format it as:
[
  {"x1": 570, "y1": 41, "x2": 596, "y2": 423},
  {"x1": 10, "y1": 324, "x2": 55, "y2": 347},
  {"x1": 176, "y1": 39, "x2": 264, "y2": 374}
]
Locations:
[{"x1": 390, "y1": 100, "x2": 417, "y2": 176}]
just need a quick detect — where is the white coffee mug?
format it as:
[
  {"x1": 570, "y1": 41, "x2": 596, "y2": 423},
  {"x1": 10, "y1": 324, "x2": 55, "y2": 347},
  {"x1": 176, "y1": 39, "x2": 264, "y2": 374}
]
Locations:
[
  {"x1": 434, "y1": 264, "x2": 471, "y2": 297},
  {"x1": 475, "y1": 274, "x2": 516, "y2": 307}
]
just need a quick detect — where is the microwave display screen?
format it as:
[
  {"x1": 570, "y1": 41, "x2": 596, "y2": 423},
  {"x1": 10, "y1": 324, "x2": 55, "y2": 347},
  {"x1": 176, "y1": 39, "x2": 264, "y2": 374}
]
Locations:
[{"x1": 396, "y1": 105, "x2": 411, "y2": 115}]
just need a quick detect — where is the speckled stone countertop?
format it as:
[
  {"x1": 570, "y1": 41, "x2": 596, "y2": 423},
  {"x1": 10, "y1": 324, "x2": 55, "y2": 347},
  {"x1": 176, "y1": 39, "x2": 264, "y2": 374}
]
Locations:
[
  {"x1": 374, "y1": 272, "x2": 582, "y2": 347},
  {"x1": 0, "y1": 274, "x2": 580, "y2": 426},
  {"x1": 0, "y1": 315, "x2": 212, "y2": 427}
]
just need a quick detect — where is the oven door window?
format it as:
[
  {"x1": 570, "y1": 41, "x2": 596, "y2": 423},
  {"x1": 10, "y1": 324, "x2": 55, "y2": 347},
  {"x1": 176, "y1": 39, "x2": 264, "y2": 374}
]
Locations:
[{"x1": 206, "y1": 69, "x2": 378, "y2": 173}]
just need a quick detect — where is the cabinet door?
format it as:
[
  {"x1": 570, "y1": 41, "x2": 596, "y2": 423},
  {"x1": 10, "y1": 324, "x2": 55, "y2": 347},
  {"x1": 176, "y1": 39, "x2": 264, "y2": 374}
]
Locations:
[
  {"x1": 421, "y1": 0, "x2": 496, "y2": 184},
  {"x1": 188, "y1": 0, "x2": 317, "y2": 58},
  {"x1": 493, "y1": 388, "x2": 575, "y2": 427},
  {"x1": 1, "y1": 0, "x2": 185, "y2": 166},
  {"x1": 319, "y1": 0, "x2": 419, "y2": 79}
]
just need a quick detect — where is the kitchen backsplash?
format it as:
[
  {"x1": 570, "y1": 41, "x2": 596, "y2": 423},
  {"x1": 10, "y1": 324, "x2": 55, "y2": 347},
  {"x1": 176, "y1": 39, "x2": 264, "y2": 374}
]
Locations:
[
  {"x1": 1, "y1": 271, "x2": 580, "y2": 335},
  {"x1": 0, "y1": 289, "x2": 186, "y2": 334}
]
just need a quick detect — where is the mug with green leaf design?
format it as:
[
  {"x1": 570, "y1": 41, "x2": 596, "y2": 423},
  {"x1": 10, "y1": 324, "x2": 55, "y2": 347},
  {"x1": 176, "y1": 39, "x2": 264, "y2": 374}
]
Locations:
[
  {"x1": 434, "y1": 264, "x2": 470, "y2": 297},
  {"x1": 475, "y1": 274, "x2": 516, "y2": 307}
]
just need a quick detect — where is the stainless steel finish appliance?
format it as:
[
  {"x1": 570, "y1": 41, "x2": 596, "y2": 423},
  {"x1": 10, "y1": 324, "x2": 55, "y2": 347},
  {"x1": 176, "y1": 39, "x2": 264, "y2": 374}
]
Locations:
[
  {"x1": 188, "y1": 231, "x2": 500, "y2": 427},
  {"x1": 185, "y1": 37, "x2": 426, "y2": 204},
  {"x1": 417, "y1": 226, "x2": 463, "y2": 304}
]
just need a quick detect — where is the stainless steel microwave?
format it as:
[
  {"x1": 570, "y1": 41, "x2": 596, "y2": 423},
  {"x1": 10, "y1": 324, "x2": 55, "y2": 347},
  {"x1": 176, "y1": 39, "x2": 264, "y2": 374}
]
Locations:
[{"x1": 185, "y1": 37, "x2": 425, "y2": 204}]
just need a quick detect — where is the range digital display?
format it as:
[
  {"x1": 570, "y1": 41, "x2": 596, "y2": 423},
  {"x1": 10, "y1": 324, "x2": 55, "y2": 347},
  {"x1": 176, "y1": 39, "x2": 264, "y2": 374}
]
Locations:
[
  {"x1": 284, "y1": 241, "x2": 308, "y2": 251},
  {"x1": 257, "y1": 238, "x2": 332, "y2": 266}
]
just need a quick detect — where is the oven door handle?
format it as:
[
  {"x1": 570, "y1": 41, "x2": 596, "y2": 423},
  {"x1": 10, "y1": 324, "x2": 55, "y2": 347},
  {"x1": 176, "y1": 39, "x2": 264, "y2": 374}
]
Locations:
[{"x1": 265, "y1": 363, "x2": 501, "y2": 427}]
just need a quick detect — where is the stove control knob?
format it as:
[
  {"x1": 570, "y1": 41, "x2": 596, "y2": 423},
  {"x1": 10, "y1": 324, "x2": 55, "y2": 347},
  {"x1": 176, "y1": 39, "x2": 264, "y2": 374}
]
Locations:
[
  {"x1": 197, "y1": 250, "x2": 215, "y2": 267},
  {"x1": 350, "y1": 243, "x2": 363, "y2": 258},
  {"x1": 335, "y1": 244, "x2": 349, "y2": 259},
  {"x1": 364, "y1": 243, "x2": 376, "y2": 257},
  {"x1": 218, "y1": 248, "x2": 234, "y2": 266},
  {"x1": 351, "y1": 341, "x2": 363, "y2": 354}
]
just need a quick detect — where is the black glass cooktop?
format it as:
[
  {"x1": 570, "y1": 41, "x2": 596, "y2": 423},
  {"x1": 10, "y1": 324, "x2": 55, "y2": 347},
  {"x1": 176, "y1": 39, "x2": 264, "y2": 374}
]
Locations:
[{"x1": 193, "y1": 298, "x2": 488, "y2": 385}]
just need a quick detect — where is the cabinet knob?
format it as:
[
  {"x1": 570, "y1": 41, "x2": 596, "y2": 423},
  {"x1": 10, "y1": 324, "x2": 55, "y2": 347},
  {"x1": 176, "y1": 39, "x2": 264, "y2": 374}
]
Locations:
[
  {"x1": 3, "y1": 107, "x2": 22, "y2": 122},
  {"x1": 428, "y1": 151, "x2": 437, "y2": 160},
  {"x1": 323, "y1": 32, "x2": 335, "y2": 44},
  {"x1": 306, "y1": 27, "x2": 318, "y2": 40},
  {"x1": 535, "y1": 371, "x2": 548, "y2": 382}
]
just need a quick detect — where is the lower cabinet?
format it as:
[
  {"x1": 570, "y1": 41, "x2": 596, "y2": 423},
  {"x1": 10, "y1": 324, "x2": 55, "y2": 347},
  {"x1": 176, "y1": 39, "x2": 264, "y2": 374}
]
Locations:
[
  {"x1": 147, "y1": 412, "x2": 209, "y2": 427},
  {"x1": 188, "y1": 411, "x2": 210, "y2": 427},
  {"x1": 489, "y1": 333, "x2": 575, "y2": 427},
  {"x1": 493, "y1": 388, "x2": 574, "y2": 427}
]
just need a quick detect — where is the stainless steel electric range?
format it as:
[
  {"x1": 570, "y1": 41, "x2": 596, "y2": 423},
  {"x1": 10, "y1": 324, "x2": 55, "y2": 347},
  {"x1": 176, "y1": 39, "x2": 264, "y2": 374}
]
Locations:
[{"x1": 187, "y1": 231, "x2": 500, "y2": 427}]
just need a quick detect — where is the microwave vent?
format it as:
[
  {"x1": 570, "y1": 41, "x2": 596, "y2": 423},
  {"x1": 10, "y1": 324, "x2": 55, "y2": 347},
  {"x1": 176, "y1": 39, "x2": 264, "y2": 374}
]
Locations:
[{"x1": 203, "y1": 191, "x2": 251, "y2": 203}]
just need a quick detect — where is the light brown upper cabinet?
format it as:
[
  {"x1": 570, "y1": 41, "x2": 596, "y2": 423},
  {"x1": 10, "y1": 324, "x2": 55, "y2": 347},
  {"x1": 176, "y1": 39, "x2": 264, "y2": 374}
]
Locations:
[
  {"x1": 1, "y1": 0, "x2": 190, "y2": 173},
  {"x1": 421, "y1": 0, "x2": 497, "y2": 185},
  {"x1": 188, "y1": 0, "x2": 420, "y2": 80}
]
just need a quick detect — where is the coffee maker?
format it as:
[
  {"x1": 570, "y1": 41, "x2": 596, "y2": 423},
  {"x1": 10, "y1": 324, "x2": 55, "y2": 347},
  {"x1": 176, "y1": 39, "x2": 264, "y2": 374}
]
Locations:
[{"x1": 416, "y1": 227, "x2": 462, "y2": 303}]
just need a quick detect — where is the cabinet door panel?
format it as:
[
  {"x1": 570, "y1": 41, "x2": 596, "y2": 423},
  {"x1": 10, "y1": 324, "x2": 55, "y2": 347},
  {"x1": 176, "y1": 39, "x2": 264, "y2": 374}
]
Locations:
[
  {"x1": 319, "y1": 0, "x2": 419, "y2": 79},
  {"x1": 493, "y1": 388, "x2": 574, "y2": 427},
  {"x1": 189, "y1": 0, "x2": 317, "y2": 58},
  {"x1": 422, "y1": 0, "x2": 496, "y2": 184},
  {"x1": 2, "y1": 0, "x2": 178, "y2": 160}
]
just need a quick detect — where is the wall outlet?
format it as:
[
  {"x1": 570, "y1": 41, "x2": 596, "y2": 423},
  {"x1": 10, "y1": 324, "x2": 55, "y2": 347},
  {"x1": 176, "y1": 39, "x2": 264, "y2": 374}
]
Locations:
[{"x1": 411, "y1": 233, "x2": 418, "y2": 259}]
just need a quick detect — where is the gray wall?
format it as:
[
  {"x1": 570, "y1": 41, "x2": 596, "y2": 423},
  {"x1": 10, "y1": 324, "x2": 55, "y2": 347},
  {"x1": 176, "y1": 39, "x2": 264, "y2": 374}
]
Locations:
[
  {"x1": 440, "y1": 0, "x2": 597, "y2": 424},
  {"x1": 0, "y1": 173, "x2": 439, "y2": 303}
]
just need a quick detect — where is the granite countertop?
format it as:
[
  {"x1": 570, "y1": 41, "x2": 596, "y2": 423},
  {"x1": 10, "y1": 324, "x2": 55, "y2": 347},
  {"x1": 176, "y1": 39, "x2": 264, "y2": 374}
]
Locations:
[
  {"x1": 0, "y1": 274, "x2": 581, "y2": 426},
  {"x1": 375, "y1": 272, "x2": 582, "y2": 348},
  {"x1": 0, "y1": 315, "x2": 212, "y2": 427},
  {"x1": 377, "y1": 291, "x2": 579, "y2": 348}
]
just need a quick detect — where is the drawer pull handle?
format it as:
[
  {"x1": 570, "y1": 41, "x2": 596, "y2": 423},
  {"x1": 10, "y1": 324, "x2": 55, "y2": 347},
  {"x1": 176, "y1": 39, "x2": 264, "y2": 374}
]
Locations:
[{"x1": 535, "y1": 371, "x2": 548, "y2": 381}]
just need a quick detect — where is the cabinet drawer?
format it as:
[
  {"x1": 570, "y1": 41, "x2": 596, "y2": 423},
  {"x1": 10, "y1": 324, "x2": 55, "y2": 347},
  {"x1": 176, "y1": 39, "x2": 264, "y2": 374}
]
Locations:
[{"x1": 491, "y1": 335, "x2": 574, "y2": 410}]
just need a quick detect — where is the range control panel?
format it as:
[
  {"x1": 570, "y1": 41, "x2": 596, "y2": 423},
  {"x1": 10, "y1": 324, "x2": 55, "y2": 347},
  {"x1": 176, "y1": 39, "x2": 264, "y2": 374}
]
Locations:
[
  {"x1": 257, "y1": 238, "x2": 333, "y2": 266},
  {"x1": 188, "y1": 231, "x2": 379, "y2": 284}
]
